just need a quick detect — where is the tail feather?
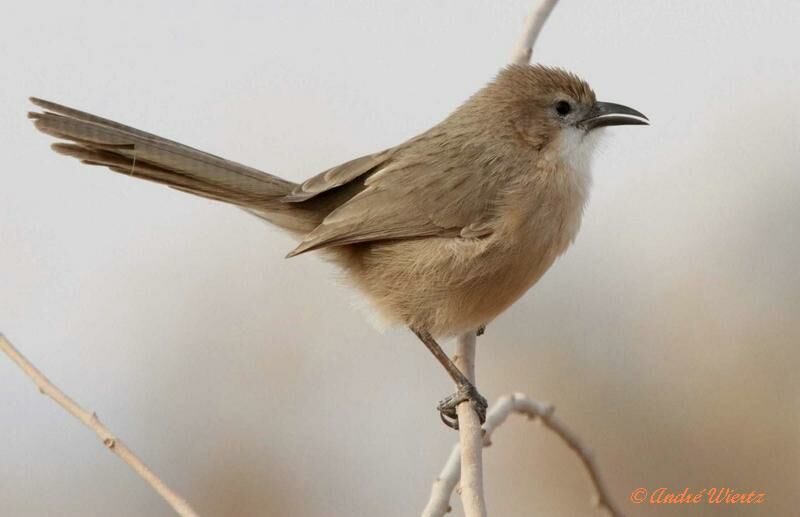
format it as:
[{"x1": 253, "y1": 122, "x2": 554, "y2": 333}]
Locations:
[
  {"x1": 51, "y1": 142, "x2": 272, "y2": 205},
  {"x1": 29, "y1": 98, "x2": 297, "y2": 209}
]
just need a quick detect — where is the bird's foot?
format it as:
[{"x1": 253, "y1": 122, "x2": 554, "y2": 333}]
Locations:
[{"x1": 437, "y1": 382, "x2": 488, "y2": 430}]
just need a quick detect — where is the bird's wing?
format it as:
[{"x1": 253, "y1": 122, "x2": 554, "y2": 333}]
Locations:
[
  {"x1": 287, "y1": 153, "x2": 500, "y2": 257},
  {"x1": 282, "y1": 151, "x2": 392, "y2": 202}
]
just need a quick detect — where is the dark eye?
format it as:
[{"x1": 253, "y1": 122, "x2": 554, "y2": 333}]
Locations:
[{"x1": 555, "y1": 100, "x2": 572, "y2": 116}]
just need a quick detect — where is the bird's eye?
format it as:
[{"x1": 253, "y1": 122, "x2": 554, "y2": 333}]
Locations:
[{"x1": 555, "y1": 100, "x2": 572, "y2": 117}]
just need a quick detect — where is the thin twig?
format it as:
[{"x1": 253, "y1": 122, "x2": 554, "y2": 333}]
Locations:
[
  {"x1": 423, "y1": 393, "x2": 624, "y2": 517},
  {"x1": 535, "y1": 404, "x2": 623, "y2": 516},
  {"x1": 510, "y1": 0, "x2": 559, "y2": 66},
  {"x1": 0, "y1": 334, "x2": 199, "y2": 517},
  {"x1": 452, "y1": 331, "x2": 487, "y2": 517}
]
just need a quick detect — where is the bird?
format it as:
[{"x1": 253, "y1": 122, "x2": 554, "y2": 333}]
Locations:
[{"x1": 28, "y1": 64, "x2": 647, "y2": 428}]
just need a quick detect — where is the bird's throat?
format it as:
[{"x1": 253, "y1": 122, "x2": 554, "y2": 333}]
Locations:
[{"x1": 557, "y1": 127, "x2": 601, "y2": 196}]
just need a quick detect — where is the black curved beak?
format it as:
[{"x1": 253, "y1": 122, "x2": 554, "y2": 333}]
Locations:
[{"x1": 579, "y1": 101, "x2": 649, "y2": 130}]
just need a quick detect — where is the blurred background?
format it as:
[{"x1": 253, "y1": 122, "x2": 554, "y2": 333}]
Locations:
[{"x1": 1, "y1": 1, "x2": 798, "y2": 515}]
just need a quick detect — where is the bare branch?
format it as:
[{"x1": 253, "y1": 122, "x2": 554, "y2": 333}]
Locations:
[
  {"x1": 421, "y1": 442, "x2": 461, "y2": 516},
  {"x1": 452, "y1": 331, "x2": 487, "y2": 517},
  {"x1": 422, "y1": 393, "x2": 624, "y2": 517},
  {"x1": 0, "y1": 334, "x2": 200, "y2": 517},
  {"x1": 511, "y1": 0, "x2": 559, "y2": 66}
]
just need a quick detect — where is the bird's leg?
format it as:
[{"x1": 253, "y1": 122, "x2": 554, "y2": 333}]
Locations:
[
  {"x1": 477, "y1": 324, "x2": 487, "y2": 336},
  {"x1": 413, "y1": 329, "x2": 488, "y2": 429}
]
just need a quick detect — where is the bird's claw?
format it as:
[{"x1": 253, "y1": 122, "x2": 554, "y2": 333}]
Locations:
[{"x1": 436, "y1": 383, "x2": 488, "y2": 430}]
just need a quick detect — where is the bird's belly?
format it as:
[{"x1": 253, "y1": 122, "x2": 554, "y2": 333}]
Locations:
[{"x1": 339, "y1": 227, "x2": 573, "y2": 337}]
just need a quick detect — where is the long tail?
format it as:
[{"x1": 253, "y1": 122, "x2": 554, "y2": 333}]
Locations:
[{"x1": 28, "y1": 97, "x2": 319, "y2": 234}]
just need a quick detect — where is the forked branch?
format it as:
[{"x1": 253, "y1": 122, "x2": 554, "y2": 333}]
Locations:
[{"x1": 423, "y1": 393, "x2": 623, "y2": 517}]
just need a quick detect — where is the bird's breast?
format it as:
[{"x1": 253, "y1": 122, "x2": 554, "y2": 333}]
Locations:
[{"x1": 476, "y1": 147, "x2": 594, "y2": 316}]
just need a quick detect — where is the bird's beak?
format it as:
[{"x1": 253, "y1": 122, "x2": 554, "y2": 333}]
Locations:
[{"x1": 579, "y1": 101, "x2": 649, "y2": 130}]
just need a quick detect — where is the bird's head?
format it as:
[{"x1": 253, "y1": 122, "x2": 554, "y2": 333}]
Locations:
[{"x1": 458, "y1": 65, "x2": 648, "y2": 157}]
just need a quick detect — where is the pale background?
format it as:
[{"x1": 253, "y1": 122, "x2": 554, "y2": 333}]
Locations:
[{"x1": 1, "y1": 1, "x2": 798, "y2": 516}]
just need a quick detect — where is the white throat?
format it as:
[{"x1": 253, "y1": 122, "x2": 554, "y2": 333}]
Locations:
[{"x1": 558, "y1": 127, "x2": 603, "y2": 194}]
